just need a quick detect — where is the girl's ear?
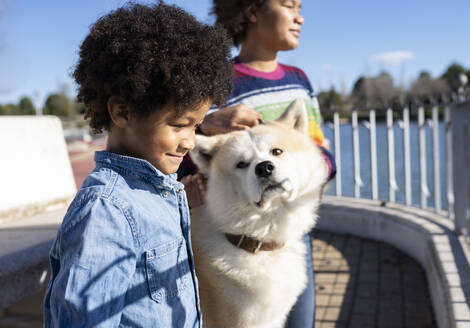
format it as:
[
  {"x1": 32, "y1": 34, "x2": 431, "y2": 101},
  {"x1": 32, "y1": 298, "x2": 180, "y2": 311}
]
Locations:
[
  {"x1": 107, "y1": 96, "x2": 130, "y2": 128},
  {"x1": 245, "y1": 3, "x2": 258, "y2": 23}
]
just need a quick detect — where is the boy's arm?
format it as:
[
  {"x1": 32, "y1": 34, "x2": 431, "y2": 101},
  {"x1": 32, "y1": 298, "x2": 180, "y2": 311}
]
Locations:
[{"x1": 50, "y1": 198, "x2": 137, "y2": 327}]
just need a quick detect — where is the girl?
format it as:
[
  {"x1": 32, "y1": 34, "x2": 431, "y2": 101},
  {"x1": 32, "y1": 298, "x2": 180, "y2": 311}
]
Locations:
[{"x1": 198, "y1": 1, "x2": 336, "y2": 326}]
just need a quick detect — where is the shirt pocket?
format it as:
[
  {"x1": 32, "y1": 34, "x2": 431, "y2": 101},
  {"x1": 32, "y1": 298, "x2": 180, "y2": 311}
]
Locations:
[{"x1": 145, "y1": 237, "x2": 192, "y2": 303}]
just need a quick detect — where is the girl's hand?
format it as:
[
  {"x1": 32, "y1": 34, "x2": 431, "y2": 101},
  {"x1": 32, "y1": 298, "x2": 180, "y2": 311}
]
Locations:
[
  {"x1": 199, "y1": 104, "x2": 263, "y2": 135},
  {"x1": 181, "y1": 173, "x2": 207, "y2": 209}
]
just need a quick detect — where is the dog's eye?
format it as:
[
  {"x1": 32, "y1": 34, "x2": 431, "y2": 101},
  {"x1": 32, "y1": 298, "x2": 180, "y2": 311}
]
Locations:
[
  {"x1": 271, "y1": 148, "x2": 283, "y2": 156},
  {"x1": 236, "y1": 161, "x2": 250, "y2": 169}
]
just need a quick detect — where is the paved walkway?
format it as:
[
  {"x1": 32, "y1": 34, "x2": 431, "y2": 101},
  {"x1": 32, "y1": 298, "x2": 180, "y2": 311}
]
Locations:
[
  {"x1": 0, "y1": 146, "x2": 437, "y2": 328},
  {"x1": 312, "y1": 231, "x2": 436, "y2": 328}
]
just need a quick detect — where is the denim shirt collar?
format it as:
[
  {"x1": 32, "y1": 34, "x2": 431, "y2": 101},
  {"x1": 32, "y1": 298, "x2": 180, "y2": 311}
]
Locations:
[{"x1": 94, "y1": 151, "x2": 183, "y2": 190}]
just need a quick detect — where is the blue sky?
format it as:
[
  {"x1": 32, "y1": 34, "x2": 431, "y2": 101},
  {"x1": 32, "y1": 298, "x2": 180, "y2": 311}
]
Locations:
[{"x1": 0, "y1": 0, "x2": 469, "y2": 108}]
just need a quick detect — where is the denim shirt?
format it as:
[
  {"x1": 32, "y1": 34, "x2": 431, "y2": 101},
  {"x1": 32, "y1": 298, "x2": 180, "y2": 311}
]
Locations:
[{"x1": 44, "y1": 151, "x2": 202, "y2": 328}]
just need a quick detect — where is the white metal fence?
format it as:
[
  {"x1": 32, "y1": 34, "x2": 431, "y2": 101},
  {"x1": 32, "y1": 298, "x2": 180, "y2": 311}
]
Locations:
[{"x1": 324, "y1": 90, "x2": 470, "y2": 244}]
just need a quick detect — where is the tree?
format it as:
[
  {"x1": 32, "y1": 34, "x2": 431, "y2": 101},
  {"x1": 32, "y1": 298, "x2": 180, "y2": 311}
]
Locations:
[
  {"x1": 409, "y1": 70, "x2": 449, "y2": 100},
  {"x1": 318, "y1": 88, "x2": 344, "y2": 111},
  {"x1": 74, "y1": 101, "x2": 86, "y2": 115},
  {"x1": 441, "y1": 62, "x2": 468, "y2": 88},
  {"x1": 43, "y1": 93, "x2": 74, "y2": 116},
  {"x1": 0, "y1": 104, "x2": 21, "y2": 115},
  {"x1": 350, "y1": 76, "x2": 368, "y2": 108},
  {"x1": 18, "y1": 96, "x2": 36, "y2": 115},
  {"x1": 350, "y1": 72, "x2": 396, "y2": 108}
]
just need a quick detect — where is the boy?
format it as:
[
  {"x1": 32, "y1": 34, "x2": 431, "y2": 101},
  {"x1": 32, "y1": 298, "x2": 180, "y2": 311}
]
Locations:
[{"x1": 43, "y1": 3, "x2": 232, "y2": 327}]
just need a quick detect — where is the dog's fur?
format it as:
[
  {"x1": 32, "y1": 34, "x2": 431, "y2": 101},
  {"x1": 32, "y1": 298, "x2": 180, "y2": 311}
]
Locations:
[{"x1": 190, "y1": 99, "x2": 329, "y2": 328}]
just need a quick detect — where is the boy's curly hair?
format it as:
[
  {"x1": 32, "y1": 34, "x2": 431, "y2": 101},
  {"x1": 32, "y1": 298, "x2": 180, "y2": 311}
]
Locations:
[
  {"x1": 73, "y1": 2, "x2": 233, "y2": 133},
  {"x1": 211, "y1": 0, "x2": 267, "y2": 46}
]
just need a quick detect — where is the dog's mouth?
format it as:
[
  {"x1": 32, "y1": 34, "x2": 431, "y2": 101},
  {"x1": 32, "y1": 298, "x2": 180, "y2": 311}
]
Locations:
[{"x1": 254, "y1": 180, "x2": 290, "y2": 208}]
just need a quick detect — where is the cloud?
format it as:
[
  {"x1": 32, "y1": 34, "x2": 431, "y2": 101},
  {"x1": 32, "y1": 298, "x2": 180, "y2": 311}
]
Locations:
[{"x1": 372, "y1": 51, "x2": 414, "y2": 67}]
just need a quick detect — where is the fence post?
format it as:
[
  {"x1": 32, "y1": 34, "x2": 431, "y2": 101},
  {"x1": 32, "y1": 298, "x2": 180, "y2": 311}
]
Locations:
[{"x1": 451, "y1": 100, "x2": 470, "y2": 243}]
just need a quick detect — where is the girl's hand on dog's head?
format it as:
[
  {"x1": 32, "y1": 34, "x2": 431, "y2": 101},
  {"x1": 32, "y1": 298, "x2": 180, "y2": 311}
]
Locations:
[
  {"x1": 199, "y1": 104, "x2": 263, "y2": 135},
  {"x1": 181, "y1": 173, "x2": 207, "y2": 209}
]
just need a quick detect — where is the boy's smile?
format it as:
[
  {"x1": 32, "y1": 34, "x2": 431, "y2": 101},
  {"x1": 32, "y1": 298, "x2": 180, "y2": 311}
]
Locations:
[{"x1": 107, "y1": 99, "x2": 211, "y2": 175}]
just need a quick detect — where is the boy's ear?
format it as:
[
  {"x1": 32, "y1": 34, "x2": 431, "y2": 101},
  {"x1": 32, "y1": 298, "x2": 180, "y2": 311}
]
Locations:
[
  {"x1": 190, "y1": 134, "x2": 231, "y2": 174},
  {"x1": 107, "y1": 96, "x2": 130, "y2": 128},
  {"x1": 245, "y1": 4, "x2": 258, "y2": 23},
  {"x1": 276, "y1": 98, "x2": 309, "y2": 135}
]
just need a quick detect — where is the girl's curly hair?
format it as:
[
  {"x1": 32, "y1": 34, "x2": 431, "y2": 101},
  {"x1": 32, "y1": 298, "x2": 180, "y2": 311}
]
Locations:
[
  {"x1": 73, "y1": 2, "x2": 233, "y2": 133},
  {"x1": 211, "y1": 0, "x2": 267, "y2": 46}
]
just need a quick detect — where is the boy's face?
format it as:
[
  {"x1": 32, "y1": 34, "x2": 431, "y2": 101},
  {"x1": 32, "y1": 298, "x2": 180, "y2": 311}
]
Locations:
[
  {"x1": 252, "y1": 0, "x2": 303, "y2": 51},
  {"x1": 119, "y1": 101, "x2": 210, "y2": 175}
]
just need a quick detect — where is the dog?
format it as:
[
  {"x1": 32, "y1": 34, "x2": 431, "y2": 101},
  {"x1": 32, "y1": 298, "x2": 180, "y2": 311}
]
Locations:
[{"x1": 190, "y1": 98, "x2": 329, "y2": 328}]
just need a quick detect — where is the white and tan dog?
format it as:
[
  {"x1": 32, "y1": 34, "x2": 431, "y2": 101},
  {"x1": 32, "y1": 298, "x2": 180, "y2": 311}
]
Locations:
[{"x1": 190, "y1": 99, "x2": 329, "y2": 328}]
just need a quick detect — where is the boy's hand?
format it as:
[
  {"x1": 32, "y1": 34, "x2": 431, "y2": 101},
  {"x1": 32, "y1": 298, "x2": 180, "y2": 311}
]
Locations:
[
  {"x1": 199, "y1": 104, "x2": 263, "y2": 135},
  {"x1": 181, "y1": 173, "x2": 207, "y2": 209}
]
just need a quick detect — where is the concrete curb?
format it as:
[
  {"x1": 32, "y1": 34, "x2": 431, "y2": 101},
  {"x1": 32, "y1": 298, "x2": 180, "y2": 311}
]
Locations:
[
  {"x1": 317, "y1": 196, "x2": 470, "y2": 328},
  {"x1": 0, "y1": 207, "x2": 66, "y2": 309}
]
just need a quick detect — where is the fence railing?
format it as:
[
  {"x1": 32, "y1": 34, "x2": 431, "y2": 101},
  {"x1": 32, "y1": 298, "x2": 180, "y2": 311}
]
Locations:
[{"x1": 324, "y1": 88, "x2": 470, "y2": 244}]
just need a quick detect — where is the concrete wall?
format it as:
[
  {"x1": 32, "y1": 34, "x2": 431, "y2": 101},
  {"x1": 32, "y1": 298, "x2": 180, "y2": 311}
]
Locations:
[{"x1": 0, "y1": 116, "x2": 76, "y2": 220}]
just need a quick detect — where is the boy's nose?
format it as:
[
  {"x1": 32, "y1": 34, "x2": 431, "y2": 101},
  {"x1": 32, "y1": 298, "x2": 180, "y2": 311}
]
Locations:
[
  {"x1": 180, "y1": 134, "x2": 195, "y2": 151},
  {"x1": 295, "y1": 14, "x2": 304, "y2": 25}
]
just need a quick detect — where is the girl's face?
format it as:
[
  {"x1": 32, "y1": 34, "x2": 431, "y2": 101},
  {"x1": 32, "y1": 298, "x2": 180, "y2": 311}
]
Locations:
[{"x1": 250, "y1": 0, "x2": 304, "y2": 51}]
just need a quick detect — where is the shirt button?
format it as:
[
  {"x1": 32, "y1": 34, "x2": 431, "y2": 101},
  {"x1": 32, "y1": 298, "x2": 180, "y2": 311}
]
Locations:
[
  {"x1": 176, "y1": 189, "x2": 183, "y2": 194},
  {"x1": 162, "y1": 191, "x2": 170, "y2": 198}
]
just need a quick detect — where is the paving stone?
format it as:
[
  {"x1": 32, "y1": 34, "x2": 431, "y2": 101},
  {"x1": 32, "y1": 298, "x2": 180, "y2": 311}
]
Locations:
[
  {"x1": 315, "y1": 306, "x2": 326, "y2": 321},
  {"x1": 329, "y1": 295, "x2": 345, "y2": 306},
  {"x1": 352, "y1": 298, "x2": 376, "y2": 315},
  {"x1": 323, "y1": 307, "x2": 341, "y2": 321},
  {"x1": 316, "y1": 273, "x2": 336, "y2": 283},
  {"x1": 349, "y1": 314, "x2": 375, "y2": 327},
  {"x1": 317, "y1": 294, "x2": 330, "y2": 306},
  {"x1": 356, "y1": 283, "x2": 378, "y2": 298},
  {"x1": 316, "y1": 282, "x2": 334, "y2": 294},
  {"x1": 332, "y1": 283, "x2": 348, "y2": 294},
  {"x1": 358, "y1": 272, "x2": 378, "y2": 284},
  {"x1": 336, "y1": 273, "x2": 351, "y2": 284}
]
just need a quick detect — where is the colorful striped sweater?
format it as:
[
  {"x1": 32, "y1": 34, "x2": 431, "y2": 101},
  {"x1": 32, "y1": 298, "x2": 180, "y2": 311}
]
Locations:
[{"x1": 209, "y1": 58, "x2": 325, "y2": 146}]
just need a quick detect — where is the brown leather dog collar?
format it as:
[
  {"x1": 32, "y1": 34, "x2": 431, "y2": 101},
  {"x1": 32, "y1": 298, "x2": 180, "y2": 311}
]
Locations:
[{"x1": 225, "y1": 233, "x2": 285, "y2": 254}]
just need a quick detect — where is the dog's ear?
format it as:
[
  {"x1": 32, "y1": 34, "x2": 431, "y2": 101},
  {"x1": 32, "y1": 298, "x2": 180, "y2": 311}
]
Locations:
[
  {"x1": 276, "y1": 98, "x2": 309, "y2": 135},
  {"x1": 190, "y1": 134, "x2": 230, "y2": 174}
]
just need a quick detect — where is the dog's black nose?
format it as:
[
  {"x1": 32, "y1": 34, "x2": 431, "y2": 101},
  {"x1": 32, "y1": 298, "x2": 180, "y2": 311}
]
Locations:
[{"x1": 255, "y1": 161, "x2": 275, "y2": 178}]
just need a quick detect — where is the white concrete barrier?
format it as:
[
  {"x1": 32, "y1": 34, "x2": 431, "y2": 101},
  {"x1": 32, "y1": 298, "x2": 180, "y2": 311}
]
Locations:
[
  {"x1": 318, "y1": 196, "x2": 470, "y2": 328},
  {"x1": 0, "y1": 116, "x2": 76, "y2": 309}
]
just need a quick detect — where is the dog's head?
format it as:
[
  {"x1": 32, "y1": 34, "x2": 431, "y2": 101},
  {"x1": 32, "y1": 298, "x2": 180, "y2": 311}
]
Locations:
[{"x1": 191, "y1": 98, "x2": 328, "y2": 220}]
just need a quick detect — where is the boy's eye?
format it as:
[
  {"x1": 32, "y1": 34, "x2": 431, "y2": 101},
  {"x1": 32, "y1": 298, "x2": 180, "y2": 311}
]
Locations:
[{"x1": 171, "y1": 122, "x2": 189, "y2": 129}]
